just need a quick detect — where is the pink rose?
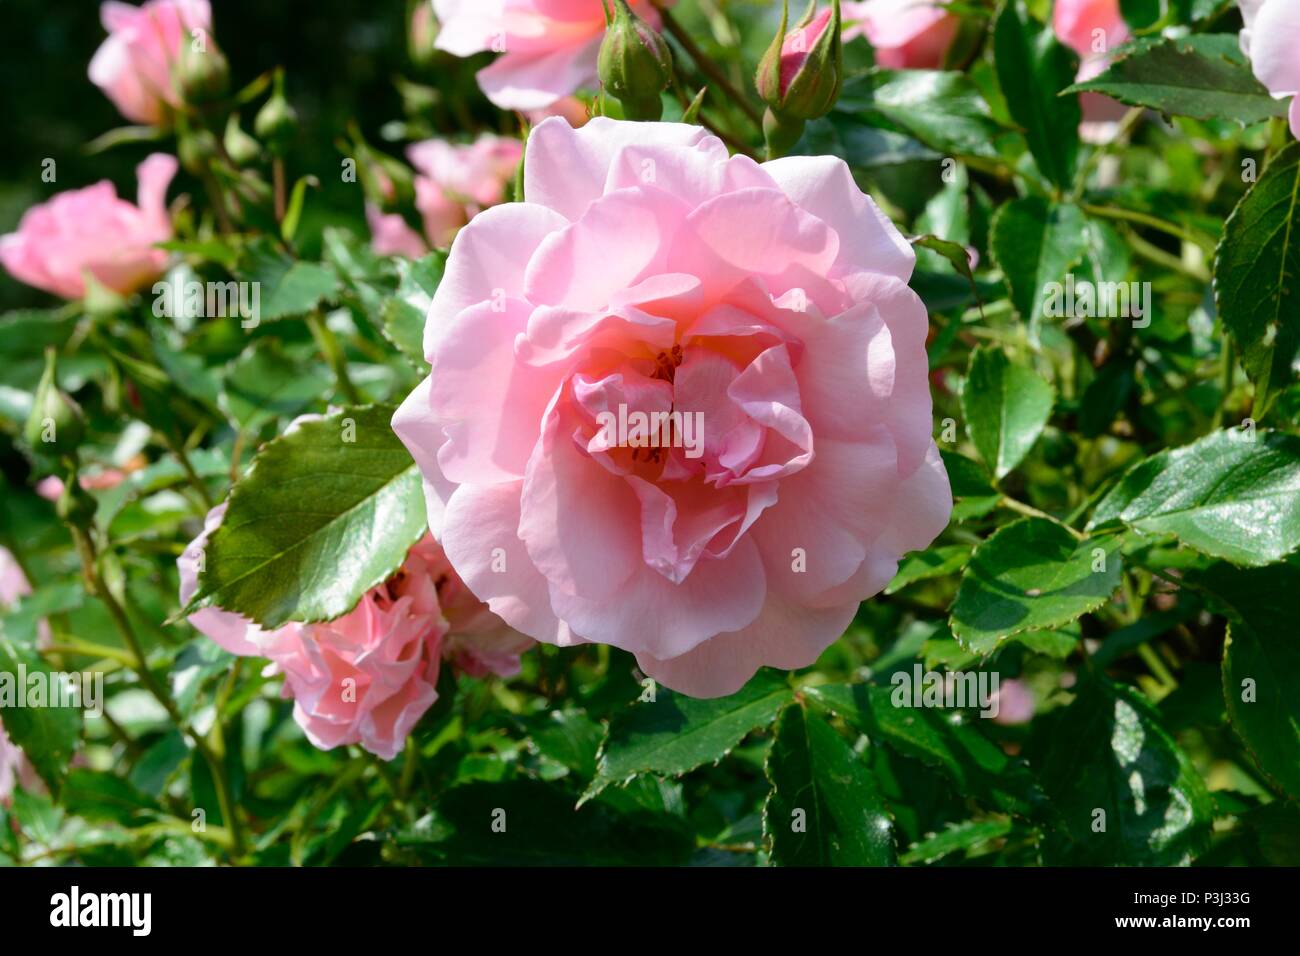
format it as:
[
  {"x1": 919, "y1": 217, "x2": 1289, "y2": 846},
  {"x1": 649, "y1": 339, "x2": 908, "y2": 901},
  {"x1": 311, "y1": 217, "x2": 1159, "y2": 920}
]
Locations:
[
  {"x1": 1238, "y1": 0, "x2": 1300, "y2": 139},
  {"x1": 991, "y1": 678, "x2": 1036, "y2": 726},
  {"x1": 433, "y1": 0, "x2": 665, "y2": 111},
  {"x1": 844, "y1": 0, "x2": 960, "y2": 70},
  {"x1": 88, "y1": 0, "x2": 213, "y2": 125},
  {"x1": 179, "y1": 506, "x2": 531, "y2": 759},
  {"x1": 392, "y1": 117, "x2": 952, "y2": 698},
  {"x1": 1053, "y1": 0, "x2": 1131, "y2": 126},
  {"x1": 368, "y1": 135, "x2": 523, "y2": 255},
  {"x1": 0, "y1": 153, "x2": 177, "y2": 300}
]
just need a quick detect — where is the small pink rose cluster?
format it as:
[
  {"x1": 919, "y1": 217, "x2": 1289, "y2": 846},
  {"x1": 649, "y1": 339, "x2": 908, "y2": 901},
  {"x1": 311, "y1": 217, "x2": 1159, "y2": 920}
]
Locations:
[
  {"x1": 89, "y1": 0, "x2": 212, "y2": 125},
  {"x1": 368, "y1": 134, "x2": 524, "y2": 257},
  {"x1": 179, "y1": 506, "x2": 532, "y2": 759}
]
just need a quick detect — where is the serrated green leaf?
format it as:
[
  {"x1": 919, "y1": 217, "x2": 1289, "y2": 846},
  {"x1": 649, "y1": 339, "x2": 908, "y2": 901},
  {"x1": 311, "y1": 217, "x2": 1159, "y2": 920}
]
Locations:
[
  {"x1": 763, "y1": 702, "x2": 896, "y2": 866},
  {"x1": 993, "y1": 2, "x2": 1081, "y2": 188},
  {"x1": 950, "y1": 518, "x2": 1122, "y2": 653},
  {"x1": 835, "y1": 69, "x2": 1008, "y2": 159},
  {"x1": 1190, "y1": 562, "x2": 1300, "y2": 799},
  {"x1": 0, "y1": 637, "x2": 81, "y2": 796},
  {"x1": 805, "y1": 682, "x2": 1047, "y2": 818},
  {"x1": 185, "y1": 405, "x2": 426, "y2": 627},
  {"x1": 243, "y1": 242, "x2": 340, "y2": 322},
  {"x1": 962, "y1": 345, "x2": 1056, "y2": 479},
  {"x1": 942, "y1": 450, "x2": 1001, "y2": 522},
  {"x1": 1033, "y1": 676, "x2": 1213, "y2": 865},
  {"x1": 991, "y1": 198, "x2": 1088, "y2": 333},
  {"x1": 885, "y1": 544, "x2": 971, "y2": 595},
  {"x1": 380, "y1": 252, "x2": 444, "y2": 369},
  {"x1": 584, "y1": 669, "x2": 792, "y2": 801},
  {"x1": 1214, "y1": 141, "x2": 1300, "y2": 416},
  {"x1": 900, "y1": 817, "x2": 1013, "y2": 865},
  {"x1": 1088, "y1": 430, "x2": 1300, "y2": 567},
  {"x1": 219, "y1": 341, "x2": 331, "y2": 431},
  {"x1": 1068, "y1": 34, "x2": 1287, "y2": 125}
]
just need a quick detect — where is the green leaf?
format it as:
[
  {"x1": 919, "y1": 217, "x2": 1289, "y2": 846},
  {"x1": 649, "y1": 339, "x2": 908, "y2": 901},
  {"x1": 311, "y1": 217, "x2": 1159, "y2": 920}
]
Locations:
[
  {"x1": 243, "y1": 241, "x2": 340, "y2": 322},
  {"x1": 962, "y1": 345, "x2": 1056, "y2": 479},
  {"x1": 1034, "y1": 676, "x2": 1213, "y2": 865},
  {"x1": 1088, "y1": 429, "x2": 1300, "y2": 567},
  {"x1": 805, "y1": 682, "x2": 1047, "y2": 819},
  {"x1": 380, "y1": 252, "x2": 444, "y2": 369},
  {"x1": 991, "y1": 198, "x2": 1088, "y2": 333},
  {"x1": 942, "y1": 451, "x2": 1001, "y2": 522},
  {"x1": 835, "y1": 69, "x2": 1007, "y2": 159},
  {"x1": 0, "y1": 636, "x2": 81, "y2": 795},
  {"x1": 763, "y1": 702, "x2": 896, "y2": 866},
  {"x1": 900, "y1": 817, "x2": 1014, "y2": 865},
  {"x1": 410, "y1": 779, "x2": 694, "y2": 865},
  {"x1": 1068, "y1": 34, "x2": 1288, "y2": 126},
  {"x1": 1190, "y1": 562, "x2": 1300, "y2": 798},
  {"x1": 885, "y1": 544, "x2": 971, "y2": 595},
  {"x1": 993, "y1": 2, "x2": 1081, "y2": 188},
  {"x1": 583, "y1": 669, "x2": 793, "y2": 801},
  {"x1": 1214, "y1": 140, "x2": 1300, "y2": 416},
  {"x1": 185, "y1": 405, "x2": 426, "y2": 627},
  {"x1": 219, "y1": 341, "x2": 331, "y2": 431},
  {"x1": 950, "y1": 518, "x2": 1123, "y2": 653}
]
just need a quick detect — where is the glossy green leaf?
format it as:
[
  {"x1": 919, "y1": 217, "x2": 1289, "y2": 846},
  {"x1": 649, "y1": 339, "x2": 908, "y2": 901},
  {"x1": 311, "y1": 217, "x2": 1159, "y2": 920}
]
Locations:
[
  {"x1": 380, "y1": 252, "x2": 444, "y2": 369},
  {"x1": 991, "y1": 198, "x2": 1088, "y2": 333},
  {"x1": 993, "y1": 2, "x2": 1081, "y2": 188},
  {"x1": 942, "y1": 450, "x2": 1001, "y2": 522},
  {"x1": 1214, "y1": 141, "x2": 1300, "y2": 416},
  {"x1": 900, "y1": 817, "x2": 1013, "y2": 865},
  {"x1": 834, "y1": 69, "x2": 1007, "y2": 159},
  {"x1": 962, "y1": 345, "x2": 1056, "y2": 479},
  {"x1": 805, "y1": 682, "x2": 1046, "y2": 819},
  {"x1": 950, "y1": 518, "x2": 1123, "y2": 653},
  {"x1": 1088, "y1": 430, "x2": 1300, "y2": 567},
  {"x1": 1034, "y1": 676, "x2": 1213, "y2": 865},
  {"x1": 219, "y1": 341, "x2": 331, "y2": 431},
  {"x1": 0, "y1": 636, "x2": 81, "y2": 795},
  {"x1": 1068, "y1": 34, "x2": 1288, "y2": 125},
  {"x1": 763, "y1": 702, "x2": 896, "y2": 866},
  {"x1": 184, "y1": 405, "x2": 426, "y2": 627},
  {"x1": 243, "y1": 241, "x2": 340, "y2": 322},
  {"x1": 1191, "y1": 562, "x2": 1300, "y2": 798},
  {"x1": 584, "y1": 669, "x2": 792, "y2": 801},
  {"x1": 885, "y1": 544, "x2": 972, "y2": 595}
]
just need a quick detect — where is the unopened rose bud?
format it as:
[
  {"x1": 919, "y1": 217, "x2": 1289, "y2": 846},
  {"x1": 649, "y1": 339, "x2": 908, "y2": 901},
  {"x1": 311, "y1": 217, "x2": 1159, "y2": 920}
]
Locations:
[
  {"x1": 255, "y1": 71, "x2": 299, "y2": 156},
  {"x1": 756, "y1": 0, "x2": 843, "y2": 158},
  {"x1": 24, "y1": 349, "x2": 85, "y2": 463},
  {"x1": 224, "y1": 115, "x2": 261, "y2": 166},
  {"x1": 408, "y1": 0, "x2": 439, "y2": 68},
  {"x1": 176, "y1": 37, "x2": 230, "y2": 105},
  {"x1": 597, "y1": 0, "x2": 673, "y2": 121}
]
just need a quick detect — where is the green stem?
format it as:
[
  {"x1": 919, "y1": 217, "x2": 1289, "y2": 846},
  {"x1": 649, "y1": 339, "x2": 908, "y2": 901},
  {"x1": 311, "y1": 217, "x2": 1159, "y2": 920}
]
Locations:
[
  {"x1": 162, "y1": 432, "x2": 214, "y2": 509},
  {"x1": 997, "y1": 495, "x2": 1086, "y2": 540},
  {"x1": 68, "y1": 524, "x2": 246, "y2": 860},
  {"x1": 655, "y1": 4, "x2": 763, "y2": 131},
  {"x1": 1080, "y1": 202, "x2": 1215, "y2": 253},
  {"x1": 306, "y1": 311, "x2": 362, "y2": 406}
]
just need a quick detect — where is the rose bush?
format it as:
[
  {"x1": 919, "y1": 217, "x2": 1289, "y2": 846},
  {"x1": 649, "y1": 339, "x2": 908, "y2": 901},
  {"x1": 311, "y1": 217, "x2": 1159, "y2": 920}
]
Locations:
[{"x1": 0, "y1": 0, "x2": 1296, "y2": 872}]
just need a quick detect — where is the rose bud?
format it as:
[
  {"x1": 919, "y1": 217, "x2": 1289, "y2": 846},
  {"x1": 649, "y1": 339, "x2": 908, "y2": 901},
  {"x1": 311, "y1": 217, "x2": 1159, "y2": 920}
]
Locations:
[
  {"x1": 25, "y1": 349, "x2": 85, "y2": 464},
  {"x1": 255, "y1": 70, "x2": 299, "y2": 157},
  {"x1": 175, "y1": 33, "x2": 229, "y2": 105},
  {"x1": 597, "y1": 0, "x2": 673, "y2": 121},
  {"x1": 757, "y1": 0, "x2": 843, "y2": 158}
]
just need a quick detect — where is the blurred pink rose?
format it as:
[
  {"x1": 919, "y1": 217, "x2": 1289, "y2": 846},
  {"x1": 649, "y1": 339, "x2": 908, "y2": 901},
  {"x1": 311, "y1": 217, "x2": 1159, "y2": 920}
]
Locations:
[
  {"x1": 88, "y1": 0, "x2": 213, "y2": 124},
  {"x1": 433, "y1": 0, "x2": 666, "y2": 110},
  {"x1": 1053, "y1": 0, "x2": 1131, "y2": 125},
  {"x1": 0, "y1": 546, "x2": 32, "y2": 610},
  {"x1": 179, "y1": 506, "x2": 531, "y2": 759},
  {"x1": 35, "y1": 467, "x2": 133, "y2": 503},
  {"x1": 0, "y1": 154, "x2": 177, "y2": 300},
  {"x1": 393, "y1": 117, "x2": 952, "y2": 698},
  {"x1": 844, "y1": 0, "x2": 959, "y2": 69},
  {"x1": 368, "y1": 134, "x2": 523, "y2": 255},
  {"x1": 1238, "y1": 0, "x2": 1300, "y2": 139},
  {"x1": 992, "y1": 678, "x2": 1036, "y2": 726}
]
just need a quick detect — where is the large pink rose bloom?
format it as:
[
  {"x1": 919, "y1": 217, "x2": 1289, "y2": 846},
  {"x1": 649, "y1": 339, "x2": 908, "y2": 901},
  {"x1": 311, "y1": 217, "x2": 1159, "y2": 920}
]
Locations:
[
  {"x1": 844, "y1": 0, "x2": 960, "y2": 69},
  {"x1": 393, "y1": 118, "x2": 952, "y2": 698},
  {"x1": 433, "y1": 0, "x2": 665, "y2": 111},
  {"x1": 0, "y1": 154, "x2": 177, "y2": 300},
  {"x1": 1238, "y1": 0, "x2": 1300, "y2": 139},
  {"x1": 179, "y1": 506, "x2": 531, "y2": 759},
  {"x1": 88, "y1": 0, "x2": 212, "y2": 124},
  {"x1": 368, "y1": 134, "x2": 524, "y2": 256}
]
